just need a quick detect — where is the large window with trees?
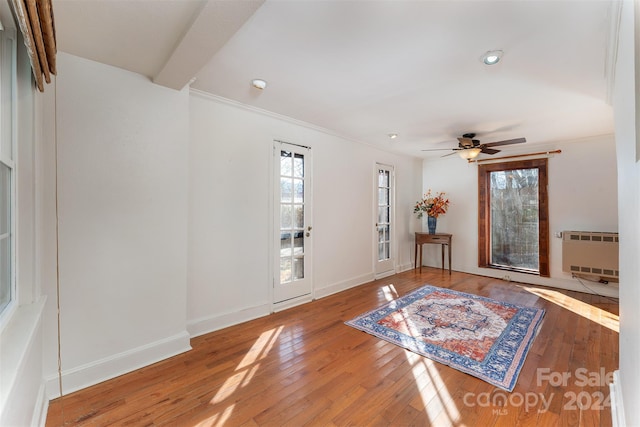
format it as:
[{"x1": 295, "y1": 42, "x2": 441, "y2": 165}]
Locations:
[{"x1": 478, "y1": 158, "x2": 549, "y2": 277}]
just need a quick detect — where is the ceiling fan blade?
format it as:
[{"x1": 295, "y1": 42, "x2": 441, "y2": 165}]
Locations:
[
  {"x1": 484, "y1": 137, "x2": 526, "y2": 147},
  {"x1": 441, "y1": 151, "x2": 459, "y2": 158},
  {"x1": 421, "y1": 148, "x2": 458, "y2": 152},
  {"x1": 481, "y1": 147, "x2": 501, "y2": 155}
]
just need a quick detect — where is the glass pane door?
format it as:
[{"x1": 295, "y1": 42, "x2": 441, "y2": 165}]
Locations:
[
  {"x1": 274, "y1": 142, "x2": 312, "y2": 305},
  {"x1": 377, "y1": 168, "x2": 390, "y2": 262},
  {"x1": 280, "y1": 150, "x2": 305, "y2": 283},
  {"x1": 375, "y1": 164, "x2": 394, "y2": 276}
]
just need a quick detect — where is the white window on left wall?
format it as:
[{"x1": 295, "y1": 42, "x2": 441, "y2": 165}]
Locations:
[{"x1": 0, "y1": 23, "x2": 16, "y2": 319}]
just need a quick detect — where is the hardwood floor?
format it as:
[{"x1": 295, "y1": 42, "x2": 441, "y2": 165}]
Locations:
[{"x1": 46, "y1": 268, "x2": 619, "y2": 426}]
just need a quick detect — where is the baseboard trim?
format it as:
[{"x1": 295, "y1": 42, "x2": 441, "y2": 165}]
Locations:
[
  {"x1": 610, "y1": 370, "x2": 625, "y2": 427},
  {"x1": 374, "y1": 270, "x2": 396, "y2": 280},
  {"x1": 539, "y1": 277, "x2": 619, "y2": 298},
  {"x1": 187, "y1": 303, "x2": 271, "y2": 338},
  {"x1": 273, "y1": 294, "x2": 313, "y2": 312},
  {"x1": 314, "y1": 273, "x2": 375, "y2": 299},
  {"x1": 460, "y1": 268, "x2": 619, "y2": 298},
  {"x1": 32, "y1": 384, "x2": 48, "y2": 427},
  {"x1": 396, "y1": 263, "x2": 414, "y2": 273},
  {"x1": 45, "y1": 330, "x2": 192, "y2": 398}
]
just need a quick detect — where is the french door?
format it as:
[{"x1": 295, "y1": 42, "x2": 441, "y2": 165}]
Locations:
[
  {"x1": 375, "y1": 164, "x2": 395, "y2": 277},
  {"x1": 273, "y1": 141, "x2": 313, "y2": 305}
]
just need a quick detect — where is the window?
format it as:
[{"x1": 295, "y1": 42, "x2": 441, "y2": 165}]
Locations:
[
  {"x1": 0, "y1": 26, "x2": 16, "y2": 317},
  {"x1": 377, "y1": 167, "x2": 391, "y2": 262},
  {"x1": 478, "y1": 159, "x2": 549, "y2": 277}
]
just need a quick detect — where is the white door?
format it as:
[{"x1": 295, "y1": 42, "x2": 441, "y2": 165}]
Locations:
[
  {"x1": 375, "y1": 164, "x2": 395, "y2": 277},
  {"x1": 273, "y1": 141, "x2": 313, "y2": 305}
]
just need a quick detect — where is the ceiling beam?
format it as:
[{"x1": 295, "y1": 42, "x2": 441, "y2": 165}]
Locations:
[
  {"x1": 604, "y1": 0, "x2": 622, "y2": 105},
  {"x1": 153, "y1": 0, "x2": 264, "y2": 91}
]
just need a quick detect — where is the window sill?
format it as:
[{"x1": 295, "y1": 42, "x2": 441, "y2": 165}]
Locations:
[{"x1": 480, "y1": 264, "x2": 540, "y2": 276}]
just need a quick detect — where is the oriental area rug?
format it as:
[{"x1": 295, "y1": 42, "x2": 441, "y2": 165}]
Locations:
[{"x1": 345, "y1": 285, "x2": 545, "y2": 391}]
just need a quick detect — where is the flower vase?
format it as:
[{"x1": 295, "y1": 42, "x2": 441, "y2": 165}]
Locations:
[{"x1": 427, "y1": 215, "x2": 437, "y2": 234}]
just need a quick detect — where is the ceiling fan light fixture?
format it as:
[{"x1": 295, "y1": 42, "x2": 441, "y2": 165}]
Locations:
[
  {"x1": 482, "y1": 50, "x2": 503, "y2": 65},
  {"x1": 458, "y1": 148, "x2": 482, "y2": 160}
]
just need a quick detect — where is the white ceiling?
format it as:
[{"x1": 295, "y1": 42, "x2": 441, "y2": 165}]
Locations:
[{"x1": 53, "y1": 0, "x2": 617, "y2": 158}]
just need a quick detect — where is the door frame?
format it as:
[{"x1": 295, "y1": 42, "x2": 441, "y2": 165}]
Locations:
[
  {"x1": 270, "y1": 139, "x2": 314, "y2": 312},
  {"x1": 374, "y1": 162, "x2": 396, "y2": 279}
]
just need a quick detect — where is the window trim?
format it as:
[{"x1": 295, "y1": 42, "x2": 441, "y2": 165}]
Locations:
[
  {"x1": 0, "y1": 25, "x2": 17, "y2": 324},
  {"x1": 478, "y1": 158, "x2": 550, "y2": 277}
]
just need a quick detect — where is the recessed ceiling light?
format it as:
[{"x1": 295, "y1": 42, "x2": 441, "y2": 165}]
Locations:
[
  {"x1": 388, "y1": 133, "x2": 398, "y2": 139},
  {"x1": 251, "y1": 79, "x2": 267, "y2": 90},
  {"x1": 482, "y1": 50, "x2": 503, "y2": 65}
]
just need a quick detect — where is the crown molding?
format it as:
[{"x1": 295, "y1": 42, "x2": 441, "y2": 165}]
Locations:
[{"x1": 188, "y1": 88, "x2": 414, "y2": 158}]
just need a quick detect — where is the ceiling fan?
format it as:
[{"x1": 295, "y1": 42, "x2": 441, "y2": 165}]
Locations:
[{"x1": 423, "y1": 133, "x2": 526, "y2": 159}]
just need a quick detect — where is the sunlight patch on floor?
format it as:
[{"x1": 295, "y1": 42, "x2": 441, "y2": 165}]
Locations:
[
  {"x1": 381, "y1": 284, "x2": 399, "y2": 301},
  {"x1": 238, "y1": 325, "x2": 284, "y2": 369},
  {"x1": 210, "y1": 370, "x2": 249, "y2": 403},
  {"x1": 384, "y1": 286, "x2": 462, "y2": 425},
  {"x1": 403, "y1": 349, "x2": 460, "y2": 426},
  {"x1": 521, "y1": 286, "x2": 618, "y2": 332},
  {"x1": 194, "y1": 404, "x2": 235, "y2": 427},
  {"x1": 209, "y1": 326, "x2": 284, "y2": 406},
  {"x1": 241, "y1": 364, "x2": 261, "y2": 387},
  {"x1": 423, "y1": 358, "x2": 460, "y2": 425}
]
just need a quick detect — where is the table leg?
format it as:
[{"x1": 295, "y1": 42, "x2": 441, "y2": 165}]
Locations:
[
  {"x1": 448, "y1": 242, "x2": 452, "y2": 275},
  {"x1": 441, "y1": 244, "x2": 445, "y2": 271}
]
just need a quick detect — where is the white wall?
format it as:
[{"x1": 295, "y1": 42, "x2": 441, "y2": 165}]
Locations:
[
  {"x1": 419, "y1": 135, "x2": 619, "y2": 297},
  {"x1": 41, "y1": 53, "x2": 191, "y2": 396},
  {"x1": 35, "y1": 54, "x2": 421, "y2": 398},
  {"x1": 613, "y1": 0, "x2": 639, "y2": 423},
  {"x1": 187, "y1": 92, "x2": 422, "y2": 335}
]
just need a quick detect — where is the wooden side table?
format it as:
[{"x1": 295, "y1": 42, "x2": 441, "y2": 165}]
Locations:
[{"x1": 414, "y1": 232, "x2": 452, "y2": 274}]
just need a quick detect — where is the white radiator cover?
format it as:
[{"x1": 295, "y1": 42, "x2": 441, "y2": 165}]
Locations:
[{"x1": 562, "y1": 231, "x2": 619, "y2": 280}]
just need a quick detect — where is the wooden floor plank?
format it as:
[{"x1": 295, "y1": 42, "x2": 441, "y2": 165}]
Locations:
[{"x1": 46, "y1": 268, "x2": 618, "y2": 426}]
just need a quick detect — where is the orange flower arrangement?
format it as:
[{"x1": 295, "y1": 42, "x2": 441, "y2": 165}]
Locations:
[{"x1": 414, "y1": 189, "x2": 450, "y2": 219}]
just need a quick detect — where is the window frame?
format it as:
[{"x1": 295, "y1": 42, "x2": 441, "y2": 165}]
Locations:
[
  {"x1": 478, "y1": 158, "x2": 550, "y2": 277},
  {"x1": 0, "y1": 25, "x2": 16, "y2": 322}
]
